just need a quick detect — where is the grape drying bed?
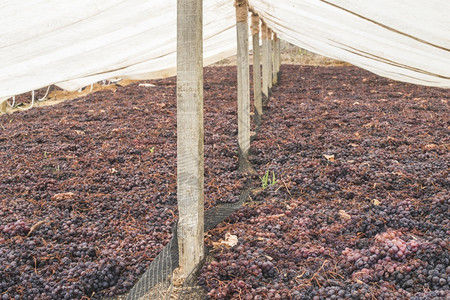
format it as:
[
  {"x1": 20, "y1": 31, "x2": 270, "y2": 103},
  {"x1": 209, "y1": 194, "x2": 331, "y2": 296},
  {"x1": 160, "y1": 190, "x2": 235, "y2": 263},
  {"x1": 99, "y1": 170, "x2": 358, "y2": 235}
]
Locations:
[{"x1": 0, "y1": 65, "x2": 449, "y2": 300}]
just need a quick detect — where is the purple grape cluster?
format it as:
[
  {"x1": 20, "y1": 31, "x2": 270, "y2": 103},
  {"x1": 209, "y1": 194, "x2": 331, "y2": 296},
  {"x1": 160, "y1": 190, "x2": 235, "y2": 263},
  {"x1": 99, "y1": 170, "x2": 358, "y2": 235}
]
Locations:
[{"x1": 0, "y1": 220, "x2": 30, "y2": 237}]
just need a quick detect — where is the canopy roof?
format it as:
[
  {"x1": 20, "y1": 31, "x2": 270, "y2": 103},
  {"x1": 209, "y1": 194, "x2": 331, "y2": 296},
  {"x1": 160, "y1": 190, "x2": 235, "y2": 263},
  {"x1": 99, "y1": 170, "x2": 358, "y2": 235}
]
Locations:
[{"x1": 1, "y1": 0, "x2": 449, "y2": 102}]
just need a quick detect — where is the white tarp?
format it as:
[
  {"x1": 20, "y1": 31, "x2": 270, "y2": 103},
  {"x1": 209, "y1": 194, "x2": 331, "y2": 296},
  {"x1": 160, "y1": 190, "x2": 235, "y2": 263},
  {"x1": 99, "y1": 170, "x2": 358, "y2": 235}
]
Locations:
[
  {"x1": 1, "y1": 0, "x2": 449, "y2": 103},
  {"x1": 251, "y1": 0, "x2": 450, "y2": 88}
]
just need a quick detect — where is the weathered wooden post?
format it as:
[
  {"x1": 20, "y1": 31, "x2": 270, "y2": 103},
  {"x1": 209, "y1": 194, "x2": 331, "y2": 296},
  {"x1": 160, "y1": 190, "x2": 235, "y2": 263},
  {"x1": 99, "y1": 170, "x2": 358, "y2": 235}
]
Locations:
[
  {"x1": 261, "y1": 21, "x2": 270, "y2": 100},
  {"x1": 273, "y1": 33, "x2": 280, "y2": 85},
  {"x1": 251, "y1": 13, "x2": 262, "y2": 124},
  {"x1": 235, "y1": 0, "x2": 254, "y2": 173},
  {"x1": 268, "y1": 29, "x2": 273, "y2": 92},
  {"x1": 276, "y1": 35, "x2": 281, "y2": 81},
  {"x1": 176, "y1": 0, "x2": 204, "y2": 279}
]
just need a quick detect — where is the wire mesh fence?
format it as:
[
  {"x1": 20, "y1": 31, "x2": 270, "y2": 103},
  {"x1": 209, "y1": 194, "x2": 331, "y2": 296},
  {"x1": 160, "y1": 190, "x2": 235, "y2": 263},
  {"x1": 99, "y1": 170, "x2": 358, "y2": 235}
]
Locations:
[
  {"x1": 125, "y1": 183, "x2": 250, "y2": 300},
  {"x1": 125, "y1": 229, "x2": 177, "y2": 300}
]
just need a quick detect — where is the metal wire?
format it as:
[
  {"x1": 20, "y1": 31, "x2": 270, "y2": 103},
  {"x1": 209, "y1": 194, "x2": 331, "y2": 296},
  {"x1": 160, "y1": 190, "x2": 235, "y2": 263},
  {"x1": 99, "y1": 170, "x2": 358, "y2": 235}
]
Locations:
[
  {"x1": 38, "y1": 86, "x2": 51, "y2": 101},
  {"x1": 125, "y1": 184, "x2": 250, "y2": 300},
  {"x1": 7, "y1": 96, "x2": 16, "y2": 108},
  {"x1": 17, "y1": 90, "x2": 35, "y2": 111}
]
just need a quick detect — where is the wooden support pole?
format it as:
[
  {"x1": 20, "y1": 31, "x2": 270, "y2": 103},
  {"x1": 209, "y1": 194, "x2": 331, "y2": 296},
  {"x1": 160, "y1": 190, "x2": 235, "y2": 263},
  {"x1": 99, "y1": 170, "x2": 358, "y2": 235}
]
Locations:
[
  {"x1": 176, "y1": 0, "x2": 204, "y2": 279},
  {"x1": 251, "y1": 13, "x2": 262, "y2": 123},
  {"x1": 261, "y1": 21, "x2": 270, "y2": 100},
  {"x1": 235, "y1": 0, "x2": 253, "y2": 173},
  {"x1": 0, "y1": 100, "x2": 6, "y2": 114},
  {"x1": 268, "y1": 29, "x2": 273, "y2": 91},
  {"x1": 276, "y1": 36, "x2": 281, "y2": 81},
  {"x1": 273, "y1": 33, "x2": 280, "y2": 85}
]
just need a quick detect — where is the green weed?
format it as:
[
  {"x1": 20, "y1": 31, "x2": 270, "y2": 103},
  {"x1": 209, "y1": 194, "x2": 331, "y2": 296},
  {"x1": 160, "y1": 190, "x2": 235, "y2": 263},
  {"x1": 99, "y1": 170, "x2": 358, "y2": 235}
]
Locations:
[{"x1": 260, "y1": 170, "x2": 277, "y2": 190}]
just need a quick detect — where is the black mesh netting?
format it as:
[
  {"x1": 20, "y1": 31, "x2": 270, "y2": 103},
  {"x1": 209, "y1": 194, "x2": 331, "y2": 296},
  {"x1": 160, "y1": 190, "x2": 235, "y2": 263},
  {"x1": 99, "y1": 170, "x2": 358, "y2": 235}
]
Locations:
[{"x1": 124, "y1": 186, "x2": 251, "y2": 300}]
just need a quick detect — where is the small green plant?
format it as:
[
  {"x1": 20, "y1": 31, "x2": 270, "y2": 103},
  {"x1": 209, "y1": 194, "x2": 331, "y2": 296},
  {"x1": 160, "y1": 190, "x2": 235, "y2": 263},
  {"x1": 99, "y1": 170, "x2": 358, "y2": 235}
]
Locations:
[
  {"x1": 149, "y1": 147, "x2": 155, "y2": 153},
  {"x1": 260, "y1": 170, "x2": 277, "y2": 190},
  {"x1": 260, "y1": 171, "x2": 269, "y2": 189},
  {"x1": 44, "y1": 151, "x2": 48, "y2": 159},
  {"x1": 271, "y1": 171, "x2": 277, "y2": 186}
]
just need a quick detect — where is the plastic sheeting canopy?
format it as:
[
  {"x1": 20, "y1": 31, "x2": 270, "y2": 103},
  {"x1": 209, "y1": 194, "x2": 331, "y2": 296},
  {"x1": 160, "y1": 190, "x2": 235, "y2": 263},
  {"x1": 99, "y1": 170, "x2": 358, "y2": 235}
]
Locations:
[{"x1": 1, "y1": 0, "x2": 449, "y2": 103}]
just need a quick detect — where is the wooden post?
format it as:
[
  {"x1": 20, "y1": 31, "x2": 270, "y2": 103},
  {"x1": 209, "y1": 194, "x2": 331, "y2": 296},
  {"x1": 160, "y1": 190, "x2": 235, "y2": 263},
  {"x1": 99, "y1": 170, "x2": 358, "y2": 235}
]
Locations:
[
  {"x1": 0, "y1": 100, "x2": 6, "y2": 114},
  {"x1": 276, "y1": 36, "x2": 281, "y2": 82},
  {"x1": 268, "y1": 29, "x2": 273, "y2": 91},
  {"x1": 176, "y1": 0, "x2": 204, "y2": 279},
  {"x1": 273, "y1": 33, "x2": 280, "y2": 85},
  {"x1": 235, "y1": 0, "x2": 253, "y2": 173},
  {"x1": 251, "y1": 13, "x2": 262, "y2": 124},
  {"x1": 261, "y1": 21, "x2": 270, "y2": 100}
]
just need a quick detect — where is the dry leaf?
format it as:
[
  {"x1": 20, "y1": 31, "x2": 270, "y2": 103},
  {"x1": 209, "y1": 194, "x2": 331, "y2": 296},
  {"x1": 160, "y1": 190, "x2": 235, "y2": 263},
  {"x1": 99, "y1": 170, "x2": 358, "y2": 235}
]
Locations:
[
  {"x1": 111, "y1": 128, "x2": 128, "y2": 133},
  {"x1": 212, "y1": 233, "x2": 238, "y2": 249},
  {"x1": 387, "y1": 136, "x2": 397, "y2": 141},
  {"x1": 339, "y1": 210, "x2": 351, "y2": 221},
  {"x1": 222, "y1": 233, "x2": 238, "y2": 247},
  {"x1": 372, "y1": 199, "x2": 381, "y2": 206},
  {"x1": 425, "y1": 144, "x2": 437, "y2": 149},
  {"x1": 323, "y1": 154, "x2": 335, "y2": 162},
  {"x1": 51, "y1": 192, "x2": 75, "y2": 201}
]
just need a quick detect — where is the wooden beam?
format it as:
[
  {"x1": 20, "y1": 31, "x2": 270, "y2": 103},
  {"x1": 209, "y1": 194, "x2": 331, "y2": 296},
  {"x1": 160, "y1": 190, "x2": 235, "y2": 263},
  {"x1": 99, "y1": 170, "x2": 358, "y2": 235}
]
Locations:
[
  {"x1": 261, "y1": 21, "x2": 270, "y2": 100},
  {"x1": 235, "y1": 0, "x2": 253, "y2": 173},
  {"x1": 251, "y1": 14, "x2": 262, "y2": 123},
  {"x1": 176, "y1": 0, "x2": 204, "y2": 279}
]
